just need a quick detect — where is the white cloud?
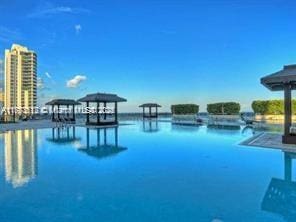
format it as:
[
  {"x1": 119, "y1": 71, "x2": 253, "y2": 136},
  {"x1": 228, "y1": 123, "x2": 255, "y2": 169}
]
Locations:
[
  {"x1": 28, "y1": 4, "x2": 90, "y2": 18},
  {"x1": 37, "y1": 77, "x2": 51, "y2": 91},
  {"x1": 75, "y1": 24, "x2": 82, "y2": 34},
  {"x1": 45, "y1": 72, "x2": 52, "y2": 78},
  {"x1": 37, "y1": 77, "x2": 45, "y2": 89},
  {"x1": 66, "y1": 75, "x2": 87, "y2": 88},
  {"x1": 0, "y1": 26, "x2": 22, "y2": 42}
]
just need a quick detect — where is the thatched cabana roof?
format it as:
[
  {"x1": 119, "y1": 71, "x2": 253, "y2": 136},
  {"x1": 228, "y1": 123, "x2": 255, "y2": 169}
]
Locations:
[
  {"x1": 78, "y1": 92, "x2": 127, "y2": 103},
  {"x1": 261, "y1": 65, "x2": 296, "y2": 91},
  {"x1": 139, "y1": 103, "x2": 161, "y2": 108},
  {"x1": 45, "y1": 99, "x2": 81, "y2": 106}
]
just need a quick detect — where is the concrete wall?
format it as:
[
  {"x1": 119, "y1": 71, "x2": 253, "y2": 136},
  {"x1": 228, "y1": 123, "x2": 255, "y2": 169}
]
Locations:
[
  {"x1": 255, "y1": 114, "x2": 296, "y2": 123},
  {"x1": 208, "y1": 114, "x2": 241, "y2": 126}
]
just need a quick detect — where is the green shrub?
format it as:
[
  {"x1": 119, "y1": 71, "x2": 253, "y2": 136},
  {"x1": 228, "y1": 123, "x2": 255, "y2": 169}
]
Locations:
[
  {"x1": 251, "y1": 100, "x2": 268, "y2": 115},
  {"x1": 252, "y1": 100, "x2": 296, "y2": 115},
  {"x1": 171, "y1": 104, "x2": 199, "y2": 115},
  {"x1": 207, "y1": 102, "x2": 240, "y2": 115}
]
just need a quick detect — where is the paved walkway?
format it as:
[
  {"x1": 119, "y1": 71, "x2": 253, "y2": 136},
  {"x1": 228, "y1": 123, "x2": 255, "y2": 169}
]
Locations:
[
  {"x1": 0, "y1": 120, "x2": 57, "y2": 132},
  {"x1": 0, "y1": 119, "x2": 133, "y2": 132},
  {"x1": 240, "y1": 132, "x2": 296, "y2": 153}
]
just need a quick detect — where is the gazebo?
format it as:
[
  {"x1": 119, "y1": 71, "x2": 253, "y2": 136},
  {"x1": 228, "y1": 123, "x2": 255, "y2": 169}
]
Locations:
[
  {"x1": 139, "y1": 103, "x2": 161, "y2": 119},
  {"x1": 261, "y1": 64, "x2": 296, "y2": 144},
  {"x1": 45, "y1": 99, "x2": 81, "y2": 122},
  {"x1": 78, "y1": 92, "x2": 127, "y2": 126}
]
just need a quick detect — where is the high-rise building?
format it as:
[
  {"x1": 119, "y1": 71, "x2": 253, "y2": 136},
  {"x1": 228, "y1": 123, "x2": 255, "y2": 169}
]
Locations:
[{"x1": 4, "y1": 44, "x2": 37, "y2": 111}]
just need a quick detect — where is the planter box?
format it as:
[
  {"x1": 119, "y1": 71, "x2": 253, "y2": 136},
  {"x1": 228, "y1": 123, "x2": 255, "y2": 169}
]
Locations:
[
  {"x1": 208, "y1": 114, "x2": 241, "y2": 126},
  {"x1": 255, "y1": 114, "x2": 296, "y2": 123}
]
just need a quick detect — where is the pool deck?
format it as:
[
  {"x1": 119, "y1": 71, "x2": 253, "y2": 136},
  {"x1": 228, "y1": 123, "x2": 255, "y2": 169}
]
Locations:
[
  {"x1": 0, "y1": 119, "x2": 131, "y2": 133},
  {"x1": 0, "y1": 120, "x2": 57, "y2": 132},
  {"x1": 3, "y1": 120, "x2": 296, "y2": 154},
  {"x1": 240, "y1": 132, "x2": 296, "y2": 152}
]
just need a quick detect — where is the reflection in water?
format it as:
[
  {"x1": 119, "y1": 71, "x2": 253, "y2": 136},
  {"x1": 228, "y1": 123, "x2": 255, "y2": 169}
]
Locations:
[
  {"x1": 4, "y1": 129, "x2": 37, "y2": 188},
  {"x1": 78, "y1": 127, "x2": 127, "y2": 160},
  {"x1": 142, "y1": 120, "x2": 159, "y2": 133},
  {"x1": 206, "y1": 125, "x2": 241, "y2": 136},
  {"x1": 171, "y1": 124, "x2": 200, "y2": 132},
  {"x1": 241, "y1": 126, "x2": 255, "y2": 136},
  {"x1": 207, "y1": 125, "x2": 241, "y2": 131},
  {"x1": 46, "y1": 127, "x2": 81, "y2": 144},
  {"x1": 0, "y1": 135, "x2": 4, "y2": 173},
  {"x1": 261, "y1": 152, "x2": 296, "y2": 222}
]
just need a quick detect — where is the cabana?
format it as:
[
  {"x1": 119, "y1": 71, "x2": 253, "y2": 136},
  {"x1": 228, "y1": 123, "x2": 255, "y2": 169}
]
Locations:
[
  {"x1": 78, "y1": 92, "x2": 127, "y2": 126},
  {"x1": 45, "y1": 99, "x2": 81, "y2": 123},
  {"x1": 139, "y1": 103, "x2": 161, "y2": 118},
  {"x1": 261, "y1": 64, "x2": 296, "y2": 144}
]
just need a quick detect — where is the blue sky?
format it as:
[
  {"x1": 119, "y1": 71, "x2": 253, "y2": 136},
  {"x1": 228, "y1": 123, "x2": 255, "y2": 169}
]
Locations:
[{"x1": 1, "y1": 0, "x2": 296, "y2": 112}]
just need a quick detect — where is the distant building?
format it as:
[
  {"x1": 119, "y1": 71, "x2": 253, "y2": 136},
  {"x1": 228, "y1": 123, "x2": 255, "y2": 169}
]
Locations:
[{"x1": 4, "y1": 44, "x2": 37, "y2": 111}]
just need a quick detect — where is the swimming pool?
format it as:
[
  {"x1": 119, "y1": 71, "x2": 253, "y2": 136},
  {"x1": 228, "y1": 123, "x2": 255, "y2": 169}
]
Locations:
[{"x1": 0, "y1": 121, "x2": 293, "y2": 222}]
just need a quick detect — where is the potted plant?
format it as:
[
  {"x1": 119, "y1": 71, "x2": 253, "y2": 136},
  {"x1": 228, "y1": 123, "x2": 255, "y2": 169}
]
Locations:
[
  {"x1": 171, "y1": 104, "x2": 200, "y2": 125},
  {"x1": 207, "y1": 102, "x2": 241, "y2": 126}
]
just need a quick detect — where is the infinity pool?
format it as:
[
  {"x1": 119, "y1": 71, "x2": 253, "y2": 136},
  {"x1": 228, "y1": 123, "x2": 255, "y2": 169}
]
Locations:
[{"x1": 0, "y1": 121, "x2": 294, "y2": 222}]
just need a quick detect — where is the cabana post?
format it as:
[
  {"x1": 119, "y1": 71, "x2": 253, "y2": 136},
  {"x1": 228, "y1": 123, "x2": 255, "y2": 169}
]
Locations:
[
  {"x1": 78, "y1": 92, "x2": 127, "y2": 126},
  {"x1": 45, "y1": 99, "x2": 81, "y2": 123},
  {"x1": 261, "y1": 64, "x2": 296, "y2": 144},
  {"x1": 139, "y1": 103, "x2": 161, "y2": 119}
]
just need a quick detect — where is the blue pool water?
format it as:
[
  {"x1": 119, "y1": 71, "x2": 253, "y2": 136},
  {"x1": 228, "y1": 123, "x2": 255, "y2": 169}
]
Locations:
[{"x1": 0, "y1": 121, "x2": 294, "y2": 222}]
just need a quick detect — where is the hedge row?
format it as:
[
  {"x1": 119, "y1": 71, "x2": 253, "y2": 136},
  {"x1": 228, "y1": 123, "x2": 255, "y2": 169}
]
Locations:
[
  {"x1": 207, "y1": 102, "x2": 241, "y2": 115},
  {"x1": 171, "y1": 104, "x2": 199, "y2": 115},
  {"x1": 171, "y1": 100, "x2": 296, "y2": 115},
  {"x1": 252, "y1": 100, "x2": 296, "y2": 115}
]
